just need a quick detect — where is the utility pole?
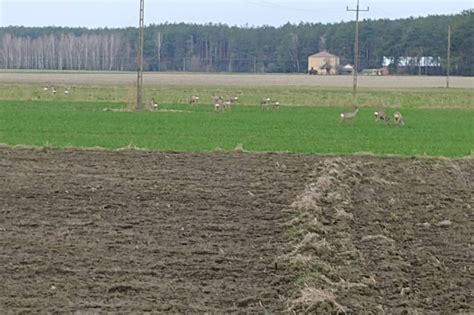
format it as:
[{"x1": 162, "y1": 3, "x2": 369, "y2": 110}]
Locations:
[
  {"x1": 447, "y1": 25, "x2": 451, "y2": 88},
  {"x1": 157, "y1": 31, "x2": 162, "y2": 72},
  {"x1": 347, "y1": 0, "x2": 369, "y2": 97},
  {"x1": 136, "y1": 0, "x2": 145, "y2": 111}
]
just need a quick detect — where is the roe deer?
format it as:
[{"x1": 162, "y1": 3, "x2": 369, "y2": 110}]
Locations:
[
  {"x1": 189, "y1": 95, "x2": 199, "y2": 105},
  {"x1": 394, "y1": 111, "x2": 405, "y2": 126},
  {"x1": 260, "y1": 97, "x2": 271, "y2": 109},
  {"x1": 374, "y1": 110, "x2": 389, "y2": 124},
  {"x1": 151, "y1": 98, "x2": 159, "y2": 111},
  {"x1": 340, "y1": 107, "x2": 359, "y2": 122},
  {"x1": 228, "y1": 96, "x2": 238, "y2": 105},
  {"x1": 214, "y1": 98, "x2": 224, "y2": 111},
  {"x1": 272, "y1": 101, "x2": 280, "y2": 111},
  {"x1": 212, "y1": 95, "x2": 223, "y2": 103}
]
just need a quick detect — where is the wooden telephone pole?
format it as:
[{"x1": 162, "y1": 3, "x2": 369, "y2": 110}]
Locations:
[
  {"x1": 347, "y1": 0, "x2": 369, "y2": 97},
  {"x1": 136, "y1": 0, "x2": 145, "y2": 111},
  {"x1": 447, "y1": 25, "x2": 451, "y2": 88}
]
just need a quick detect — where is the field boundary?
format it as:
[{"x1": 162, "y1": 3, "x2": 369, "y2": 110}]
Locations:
[{"x1": 1, "y1": 143, "x2": 473, "y2": 160}]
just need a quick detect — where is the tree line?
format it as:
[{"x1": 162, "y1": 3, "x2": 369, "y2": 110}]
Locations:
[{"x1": 0, "y1": 10, "x2": 472, "y2": 75}]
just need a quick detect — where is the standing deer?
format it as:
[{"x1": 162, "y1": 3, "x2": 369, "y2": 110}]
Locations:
[
  {"x1": 228, "y1": 96, "x2": 238, "y2": 105},
  {"x1": 394, "y1": 111, "x2": 405, "y2": 126},
  {"x1": 214, "y1": 98, "x2": 224, "y2": 111},
  {"x1": 212, "y1": 95, "x2": 223, "y2": 103},
  {"x1": 374, "y1": 110, "x2": 389, "y2": 124},
  {"x1": 272, "y1": 101, "x2": 280, "y2": 111},
  {"x1": 223, "y1": 99, "x2": 233, "y2": 110},
  {"x1": 260, "y1": 97, "x2": 271, "y2": 109},
  {"x1": 340, "y1": 107, "x2": 359, "y2": 122},
  {"x1": 189, "y1": 95, "x2": 199, "y2": 105},
  {"x1": 151, "y1": 98, "x2": 159, "y2": 111}
]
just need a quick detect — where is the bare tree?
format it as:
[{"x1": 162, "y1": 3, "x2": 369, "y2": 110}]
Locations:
[
  {"x1": 156, "y1": 31, "x2": 162, "y2": 71},
  {"x1": 289, "y1": 33, "x2": 300, "y2": 72}
]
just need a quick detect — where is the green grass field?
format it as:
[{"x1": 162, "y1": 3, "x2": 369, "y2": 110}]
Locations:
[
  {"x1": 1, "y1": 83, "x2": 473, "y2": 109},
  {"x1": 1, "y1": 95, "x2": 472, "y2": 157}
]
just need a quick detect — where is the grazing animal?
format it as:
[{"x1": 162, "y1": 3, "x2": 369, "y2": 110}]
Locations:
[
  {"x1": 223, "y1": 100, "x2": 232, "y2": 110},
  {"x1": 222, "y1": 96, "x2": 238, "y2": 109},
  {"x1": 394, "y1": 111, "x2": 405, "y2": 126},
  {"x1": 260, "y1": 97, "x2": 271, "y2": 109},
  {"x1": 151, "y1": 98, "x2": 159, "y2": 111},
  {"x1": 228, "y1": 96, "x2": 238, "y2": 106},
  {"x1": 64, "y1": 89, "x2": 69, "y2": 96},
  {"x1": 340, "y1": 107, "x2": 359, "y2": 122},
  {"x1": 374, "y1": 110, "x2": 389, "y2": 124},
  {"x1": 214, "y1": 98, "x2": 224, "y2": 111},
  {"x1": 52, "y1": 87, "x2": 57, "y2": 95},
  {"x1": 213, "y1": 95, "x2": 234, "y2": 111},
  {"x1": 212, "y1": 95, "x2": 223, "y2": 103},
  {"x1": 43, "y1": 87, "x2": 48, "y2": 91},
  {"x1": 272, "y1": 101, "x2": 280, "y2": 111},
  {"x1": 189, "y1": 95, "x2": 199, "y2": 105}
]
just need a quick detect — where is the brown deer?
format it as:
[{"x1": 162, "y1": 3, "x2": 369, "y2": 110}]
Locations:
[
  {"x1": 228, "y1": 96, "x2": 238, "y2": 105},
  {"x1": 272, "y1": 100, "x2": 280, "y2": 111},
  {"x1": 374, "y1": 110, "x2": 389, "y2": 124},
  {"x1": 214, "y1": 98, "x2": 224, "y2": 111},
  {"x1": 189, "y1": 95, "x2": 199, "y2": 105},
  {"x1": 260, "y1": 97, "x2": 271, "y2": 109},
  {"x1": 151, "y1": 98, "x2": 159, "y2": 111},
  {"x1": 394, "y1": 111, "x2": 405, "y2": 126},
  {"x1": 340, "y1": 106, "x2": 359, "y2": 122}
]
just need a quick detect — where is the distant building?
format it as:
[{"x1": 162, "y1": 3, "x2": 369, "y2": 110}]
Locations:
[
  {"x1": 383, "y1": 56, "x2": 442, "y2": 75},
  {"x1": 308, "y1": 51, "x2": 340, "y2": 75},
  {"x1": 362, "y1": 67, "x2": 389, "y2": 76},
  {"x1": 341, "y1": 64, "x2": 354, "y2": 75}
]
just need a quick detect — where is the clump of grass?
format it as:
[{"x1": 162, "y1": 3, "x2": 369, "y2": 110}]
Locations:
[
  {"x1": 291, "y1": 286, "x2": 347, "y2": 314},
  {"x1": 233, "y1": 143, "x2": 247, "y2": 152}
]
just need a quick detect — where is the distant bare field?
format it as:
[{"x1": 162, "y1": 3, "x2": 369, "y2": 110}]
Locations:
[{"x1": 0, "y1": 71, "x2": 473, "y2": 89}]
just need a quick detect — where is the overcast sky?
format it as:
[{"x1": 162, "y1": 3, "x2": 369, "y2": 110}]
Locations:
[{"x1": 0, "y1": 0, "x2": 471, "y2": 28}]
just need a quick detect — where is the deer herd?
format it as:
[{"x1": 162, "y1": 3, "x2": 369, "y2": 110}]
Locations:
[
  {"x1": 151, "y1": 94, "x2": 281, "y2": 112},
  {"x1": 42, "y1": 86, "x2": 69, "y2": 96},
  {"x1": 41, "y1": 86, "x2": 405, "y2": 125},
  {"x1": 212, "y1": 95, "x2": 240, "y2": 111},
  {"x1": 341, "y1": 106, "x2": 405, "y2": 126},
  {"x1": 211, "y1": 95, "x2": 280, "y2": 112},
  {"x1": 153, "y1": 94, "x2": 405, "y2": 125}
]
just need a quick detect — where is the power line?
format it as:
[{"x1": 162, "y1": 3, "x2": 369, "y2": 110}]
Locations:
[{"x1": 347, "y1": 0, "x2": 369, "y2": 97}]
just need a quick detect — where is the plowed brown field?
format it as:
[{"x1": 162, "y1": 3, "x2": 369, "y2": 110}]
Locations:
[
  {"x1": 1, "y1": 71, "x2": 473, "y2": 88},
  {"x1": 0, "y1": 147, "x2": 472, "y2": 313}
]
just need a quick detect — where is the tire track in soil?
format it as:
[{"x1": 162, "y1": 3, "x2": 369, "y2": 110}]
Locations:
[
  {"x1": 0, "y1": 147, "x2": 315, "y2": 313},
  {"x1": 350, "y1": 157, "x2": 473, "y2": 313}
]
